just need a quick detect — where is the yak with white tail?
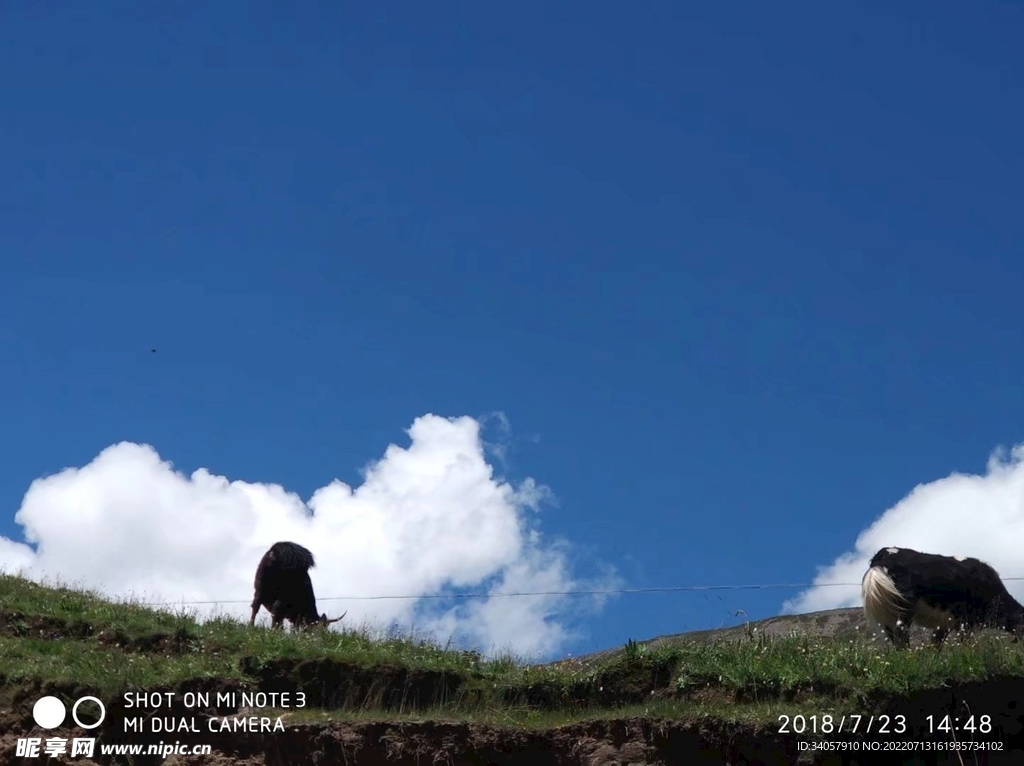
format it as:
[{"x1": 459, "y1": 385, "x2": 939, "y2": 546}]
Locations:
[{"x1": 861, "y1": 546, "x2": 1024, "y2": 647}]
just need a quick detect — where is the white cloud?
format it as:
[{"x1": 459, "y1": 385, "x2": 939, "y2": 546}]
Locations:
[
  {"x1": 784, "y1": 444, "x2": 1024, "y2": 615},
  {"x1": 0, "y1": 414, "x2": 616, "y2": 659}
]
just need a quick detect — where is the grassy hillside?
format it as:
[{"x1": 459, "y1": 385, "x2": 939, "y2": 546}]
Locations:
[
  {"x1": 559, "y1": 606, "x2": 871, "y2": 667},
  {"x1": 3, "y1": 571, "x2": 1024, "y2": 734}
]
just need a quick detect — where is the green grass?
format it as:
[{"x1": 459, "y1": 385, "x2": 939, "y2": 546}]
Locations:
[
  {"x1": 270, "y1": 697, "x2": 829, "y2": 730},
  {"x1": 0, "y1": 573, "x2": 506, "y2": 676},
  {"x1": 4, "y1": 572, "x2": 1024, "y2": 731}
]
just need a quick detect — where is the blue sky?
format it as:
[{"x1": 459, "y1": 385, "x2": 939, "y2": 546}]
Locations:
[{"x1": 3, "y1": 1, "x2": 1024, "y2": 659}]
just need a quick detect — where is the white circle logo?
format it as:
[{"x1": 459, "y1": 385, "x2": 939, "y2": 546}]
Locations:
[
  {"x1": 72, "y1": 696, "x2": 106, "y2": 729},
  {"x1": 32, "y1": 696, "x2": 67, "y2": 729}
]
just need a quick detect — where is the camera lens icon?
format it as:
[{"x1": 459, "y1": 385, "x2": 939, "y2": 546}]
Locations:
[
  {"x1": 33, "y1": 695, "x2": 106, "y2": 730},
  {"x1": 33, "y1": 697, "x2": 66, "y2": 729}
]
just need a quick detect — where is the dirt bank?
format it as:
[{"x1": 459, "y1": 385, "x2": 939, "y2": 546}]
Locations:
[
  {"x1": 0, "y1": 715, "x2": 831, "y2": 766},
  {"x1": 3, "y1": 674, "x2": 1023, "y2": 765},
  {"x1": 4, "y1": 599, "x2": 1024, "y2": 765}
]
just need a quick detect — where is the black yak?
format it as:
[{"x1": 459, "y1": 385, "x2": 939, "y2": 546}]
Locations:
[
  {"x1": 862, "y1": 546, "x2": 1024, "y2": 647},
  {"x1": 249, "y1": 541, "x2": 346, "y2": 630}
]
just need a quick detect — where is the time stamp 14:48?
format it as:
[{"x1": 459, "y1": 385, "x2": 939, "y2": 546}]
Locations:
[{"x1": 777, "y1": 713, "x2": 994, "y2": 736}]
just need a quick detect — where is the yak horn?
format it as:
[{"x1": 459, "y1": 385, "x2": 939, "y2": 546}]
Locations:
[{"x1": 326, "y1": 611, "x2": 347, "y2": 625}]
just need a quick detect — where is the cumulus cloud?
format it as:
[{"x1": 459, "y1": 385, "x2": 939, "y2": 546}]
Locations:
[
  {"x1": 0, "y1": 414, "x2": 616, "y2": 659},
  {"x1": 784, "y1": 445, "x2": 1024, "y2": 615}
]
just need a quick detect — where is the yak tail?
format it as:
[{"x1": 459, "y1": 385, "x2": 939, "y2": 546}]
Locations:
[
  {"x1": 270, "y1": 541, "x2": 316, "y2": 571},
  {"x1": 862, "y1": 566, "x2": 908, "y2": 628}
]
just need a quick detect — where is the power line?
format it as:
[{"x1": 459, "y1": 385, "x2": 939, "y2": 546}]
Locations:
[
  {"x1": 135, "y1": 577, "x2": 1024, "y2": 608},
  {"x1": 139, "y1": 583, "x2": 854, "y2": 607}
]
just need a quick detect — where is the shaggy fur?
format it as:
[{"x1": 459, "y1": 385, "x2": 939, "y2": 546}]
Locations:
[
  {"x1": 250, "y1": 541, "x2": 345, "y2": 630},
  {"x1": 862, "y1": 546, "x2": 1024, "y2": 647}
]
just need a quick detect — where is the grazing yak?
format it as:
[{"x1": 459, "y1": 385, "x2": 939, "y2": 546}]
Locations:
[
  {"x1": 861, "y1": 546, "x2": 1024, "y2": 647},
  {"x1": 250, "y1": 541, "x2": 346, "y2": 630}
]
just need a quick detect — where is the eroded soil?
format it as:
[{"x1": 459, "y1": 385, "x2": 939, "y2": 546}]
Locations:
[
  {"x1": 2, "y1": 665, "x2": 1023, "y2": 765},
  {"x1": 4, "y1": 608, "x2": 1024, "y2": 764},
  {"x1": 0, "y1": 712, "x2": 870, "y2": 766}
]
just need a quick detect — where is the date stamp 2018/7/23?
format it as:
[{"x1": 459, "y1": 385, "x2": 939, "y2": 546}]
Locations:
[{"x1": 778, "y1": 713, "x2": 1006, "y2": 753}]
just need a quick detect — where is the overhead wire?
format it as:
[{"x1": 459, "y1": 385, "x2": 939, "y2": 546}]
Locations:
[{"x1": 130, "y1": 576, "x2": 1024, "y2": 607}]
